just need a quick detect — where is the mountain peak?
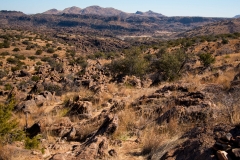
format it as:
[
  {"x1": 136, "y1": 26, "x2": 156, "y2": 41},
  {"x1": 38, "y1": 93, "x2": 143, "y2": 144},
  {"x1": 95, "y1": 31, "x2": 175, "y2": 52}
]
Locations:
[
  {"x1": 43, "y1": 8, "x2": 60, "y2": 14},
  {"x1": 42, "y1": 6, "x2": 166, "y2": 18},
  {"x1": 62, "y1": 6, "x2": 81, "y2": 14},
  {"x1": 234, "y1": 15, "x2": 240, "y2": 18},
  {"x1": 135, "y1": 10, "x2": 166, "y2": 17}
]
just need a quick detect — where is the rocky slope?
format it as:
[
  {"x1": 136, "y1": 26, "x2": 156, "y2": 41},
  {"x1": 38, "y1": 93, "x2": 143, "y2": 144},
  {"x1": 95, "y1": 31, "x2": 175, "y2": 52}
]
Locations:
[
  {"x1": 43, "y1": 6, "x2": 165, "y2": 18},
  {"x1": 135, "y1": 10, "x2": 166, "y2": 17},
  {"x1": 0, "y1": 28, "x2": 240, "y2": 160},
  {"x1": 178, "y1": 18, "x2": 240, "y2": 37},
  {"x1": 0, "y1": 10, "x2": 226, "y2": 39}
]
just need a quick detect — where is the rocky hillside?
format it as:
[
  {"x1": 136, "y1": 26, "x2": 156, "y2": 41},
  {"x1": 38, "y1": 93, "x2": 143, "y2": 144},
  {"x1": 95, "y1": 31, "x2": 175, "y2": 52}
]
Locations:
[
  {"x1": 234, "y1": 15, "x2": 240, "y2": 18},
  {"x1": 43, "y1": 6, "x2": 165, "y2": 18},
  {"x1": 43, "y1": 6, "x2": 129, "y2": 17},
  {"x1": 135, "y1": 10, "x2": 166, "y2": 17},
  {"x1": 0, "y1": 10, "x2": 227, "y2": 40},
  {"x1": 178, "y1": 18, "x2": 240, "y2": 37},
  {"x1": 0, "y1": 28, "x2": 240, "y2": 160}
]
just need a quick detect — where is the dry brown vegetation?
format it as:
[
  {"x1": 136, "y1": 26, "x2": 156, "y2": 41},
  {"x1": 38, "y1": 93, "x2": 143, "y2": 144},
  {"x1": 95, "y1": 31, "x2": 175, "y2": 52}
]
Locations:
[{"x1": 0, "y1": 27, "x2": 240, "y2": 160}]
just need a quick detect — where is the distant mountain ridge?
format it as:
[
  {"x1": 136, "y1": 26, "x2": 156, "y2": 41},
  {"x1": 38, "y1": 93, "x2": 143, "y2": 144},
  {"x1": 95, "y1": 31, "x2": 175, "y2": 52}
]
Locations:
[
  {"x1": 43, "y1": 6, "x2": 166, "y2": 17},
  {"x1": 234, "y1": 15, "x2": 240, "y2": 18},
  {"x1": 135, "y1": 10, "x2": 166, "y2": 17}
]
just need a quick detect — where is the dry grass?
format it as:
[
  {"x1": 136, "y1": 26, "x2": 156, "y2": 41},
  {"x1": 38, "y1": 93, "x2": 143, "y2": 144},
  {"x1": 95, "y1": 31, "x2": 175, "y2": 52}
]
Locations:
[
  {"x1": 112, "y1": 107, "x2": 137, "y2": 141},
  {"x1": 232, "y1": 105, "x2": 240, "y2": 125},
  {"x1": 214, "y1": 70, "x2": 236, "y2": 90},
  {"x1": 141, "y1": 118, "x2": 180, "y2": 156},
  {"x1": 0, "y1": 145, "x2": 11, "y2": 160}
]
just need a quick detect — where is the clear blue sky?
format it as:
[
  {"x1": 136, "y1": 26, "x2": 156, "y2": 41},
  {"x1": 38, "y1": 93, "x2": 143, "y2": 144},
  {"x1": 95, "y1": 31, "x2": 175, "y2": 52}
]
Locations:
[{"x1": 1, "y1": 0, "x2": 239, "y2": 17}]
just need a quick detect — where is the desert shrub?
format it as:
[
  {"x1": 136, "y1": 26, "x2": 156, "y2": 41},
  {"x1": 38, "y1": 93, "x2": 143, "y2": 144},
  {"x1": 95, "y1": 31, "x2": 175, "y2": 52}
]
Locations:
[
  {"x1": 22, "y1": 40, "x2": 30, "y2": 45},
  {"x1": 46, "y1": 43, "x2": 51, "y2": 47},
  {"x1": 52, "y1": 54, "x2": 58, "y2": 58},
  {"x1": 198, "y1": 53, "x2": 215, "y2": 67},
  {"x1": 155, "y1": 50, "x2": 187, "y2": 81},
  {"x1": 47, "y1": 48, "x2": 55, "y2": 53},
  {"x1": 93, "y1": 52, "x2": 105, "y2": 59},
  {"x1": 156, "y1": 47, "x2": 167, "y2": 58},
  {"x1": 44, "y1": 83, "x2": 62, "y2": 96},
  {"x1": 57, "y1": 47, "x2": 62, "y2": 50},
  {"x1": 109, "y1": 50, "x2": 148, "y2": 77},
  {"x1": 233, "y1": 32, "x2": 240, "y2": 37},
  {"x1": 28, "y1": 56, "x2": 36, "y2": 60},
  {"x1": 12, "y1": 48, "x2": 20, "y2": 52},
  {"x1": 11, "y1": 64, "x2": 25, "y2": 72},
  {"x1": 66, "y1": 50, "x2": 76, "y2": 58},
  {"x1": 31, "y1": 75, "x2": 40, "y2": 82},
  {"x1": 13, "y1": 54, "x2": 26, "y2": 60},
  {"x1": 222, "y1": 38, "x2": 229, "y2": 44},
  {"x1": 36, "y1": 61, "x2": 42, "y2": 65},
  {"x1": 7, "y1": 57, "x2": 19, "y2": 64},
  {"x1": 105, "y1": 52, "x2": 120, "y2": 59},
  {"x1": 3, "y1": 40, "x2": 10, "y2": 48},
  {"x1": 26, "y1": 45, "x2": 31, "y2": 50},
  {"x1": 144, "y1": 54, "x2": 157, "y2": 62},
  {"x1": 0, "y1": 51, "x2": 10, "y2": 56},
  {"x1": 0, "y1": 100, "x2": 24, "y2": 144},
  {"x1": 40, "y1": 56, "x2": 51, "y2": 62},
  {"x1": 46, "y1": 58, "x2": 63, "y2": 72},
  {"x1": 25, "y1": 136, "x2": 40, "y2": 149},
  {"x1": 35, "y1": 50, "x2": 43, "y2": 55},
  {"x1": 75, "y1": 56, "x2": 88, "y2": 69},
  {"x1": 0, "y1": 70, "x2": 7, "y2": 79},
  {"x1": 4, "y1": 83, "x2": 12, "y2": 90}
]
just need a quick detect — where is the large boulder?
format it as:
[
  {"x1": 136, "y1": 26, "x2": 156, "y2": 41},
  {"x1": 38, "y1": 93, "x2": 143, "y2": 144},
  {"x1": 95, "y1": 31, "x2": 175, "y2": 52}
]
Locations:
[
  {"x1": 65, "y1": 96, "x2": 93, "y2": 120},
  {"x1": 76, "y1": 114, "x2": 118, "y2": 159}
]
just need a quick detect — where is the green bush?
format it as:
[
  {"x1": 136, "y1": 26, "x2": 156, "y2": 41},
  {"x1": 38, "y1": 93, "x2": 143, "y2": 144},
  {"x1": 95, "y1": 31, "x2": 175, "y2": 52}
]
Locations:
[
  {"x1": 13, "y1": 54, "x2": 26, "y2": 60},
  {"x1": 52, "y1": 54, "x2": 58, "y2": 58},
  {"x1": 31, "y1": 75, "x2": 40, "y2": 82},
  {"x1": 0, "y1": 70, "x2": 7, "y2": 79},
  {"x1": 222, "y1": 38, "x2": 229, "y2": 44},
  {"x1": 198, "y1": 53, "x2": 215, "y2": 67},
  {"x1": 3, "y1": 40, "x2": 10, "y2": 48},
  {"x1": 75, "y1": 56, "x2": 88, "y2": 69},
  {"x1": 35, "y1": 50, "x2": 43, "y2": 55},
  {"x1": 7, "y1": 57, "x2": 19, "y2": 64},
  {"x1": 47, "y1": 48, "x2": 55, "y2": 53},
  {"x1": 26, "y1": 45, "x2": 31, "y2": 50},
  {"x1": 109, "y1": 50, "x2": 149, "y2": 77},
  {"x1": 155, "y1": 50, "x2": 187, "y2": 81},
  {"x1": 25, "y1": 136, "x2": 40, "y2": 149},
  {"x1": 0, "y1": 51, "x2": 10, "y2": 56},
  {"x1": 36, "y1": 61, "x2": 42, "y2": 65},
  {"x1": 28, "y1": 56, "x2": 36, "y2": 60},
  {"x1": 12, "y1": 48, "x2": 20, "y2": 52},
  {"x1": 11, "y1": 65, "x2": 23, "y2": 72},
  {"x1": 44, "y1": 83, "x2": 62, "y2": 96},
  {"x1": 0, "y1": 100, "x2": 24, "y2": 144},
  {"x1": 40, "y1": 57, "x2": 51, "y2": 62},
  {"x1": 22, "y1": 40, "x2": 30, "y2": 45},
  {"x1": 4, "y1": 83, "x2": 13, "y2": 90}
]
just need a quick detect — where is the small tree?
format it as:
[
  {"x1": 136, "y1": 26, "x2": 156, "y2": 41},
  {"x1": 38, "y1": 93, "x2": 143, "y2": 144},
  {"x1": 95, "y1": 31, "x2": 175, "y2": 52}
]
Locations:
[
  {"x1": 12, "y1": 48, "x2": 20, "y2": 52},
  {"x1": 155, "y1": 50, "x2": 187, "y2": 81},
  {"x1": 35, "y1": 50, "x2": 43, "y2": 55},
  {"x1": 47, "y1": 48, "x2": 54, "y2": 53},
  {"x1": 109, "y1": 50, "x2": 149, "y2": 77},
  {"x1": 0, "y1": 100, "x2": 23, "y2": 144},
  {"x1": 198, "y1": 53, "x2": 215, "y2": 67}
]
